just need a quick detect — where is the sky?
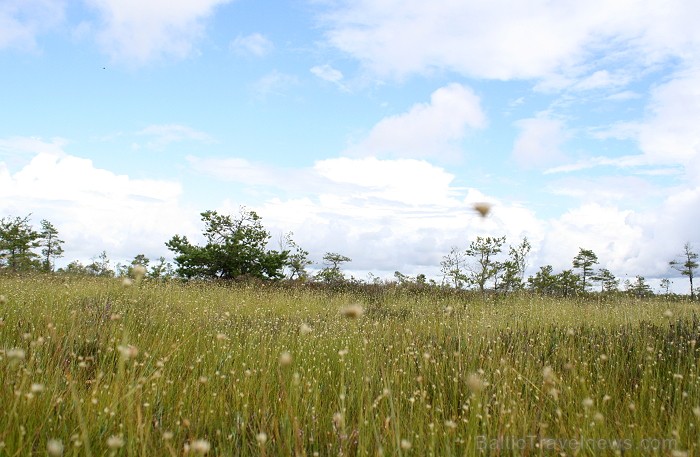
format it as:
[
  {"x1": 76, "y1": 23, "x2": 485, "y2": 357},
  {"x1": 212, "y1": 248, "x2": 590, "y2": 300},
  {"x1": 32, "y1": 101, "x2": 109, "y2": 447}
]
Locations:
[{"x1": 1, "y1": 0, "x2": 699, "y2": 291}]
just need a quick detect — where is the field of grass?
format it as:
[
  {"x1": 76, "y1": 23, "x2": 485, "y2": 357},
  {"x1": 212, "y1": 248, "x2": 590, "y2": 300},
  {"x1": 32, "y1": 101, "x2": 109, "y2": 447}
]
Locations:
[{"x1": 1, "y1": 275, "x2": 699, "y2": 456}]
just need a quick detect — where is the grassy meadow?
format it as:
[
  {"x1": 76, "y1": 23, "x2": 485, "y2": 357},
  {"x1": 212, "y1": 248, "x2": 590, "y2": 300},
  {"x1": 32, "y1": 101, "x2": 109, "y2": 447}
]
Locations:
[{"x1": 1, "y1": 275, "x2": 699, "y2": 456}]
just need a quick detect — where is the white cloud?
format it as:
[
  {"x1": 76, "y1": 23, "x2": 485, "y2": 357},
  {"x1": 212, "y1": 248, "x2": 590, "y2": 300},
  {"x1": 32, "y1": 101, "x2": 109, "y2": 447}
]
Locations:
[
  {"x1": 0, "y1": 0, "x2": 65, "y2": 51},
  {"x1": 85, "y1": 0, "x2": 232, "y2": 63},
  {"x1": 311, "y1": 64, "x2": 344, "y2": 83},
  {"x1": 0, "y1": 147, "x2": 192, "y2": 265},
  {"x1": 251, "y1": 70, "x2": 299, "y2": 98},
  {"x1": 196, "y1": 155, "x2": 543, "y2": 275},
  {"x1": 512, "y1": 117, "x2": 570, "y2": 168},
  {"x1": 346, "y1": 83, "x2": 486, "y2": 161},
  {"x1": 636, "y1": 67, "x2": 700, "y2": 166},
  {"x1": 137, "y1": 124, "x2": 214, "y2": 150},
  {"x1": 319, "y1": 0, "x2": 700, "y2": 83},
  {"x1": 230, "y1": 32, "x2": 273, "y2": 57}
]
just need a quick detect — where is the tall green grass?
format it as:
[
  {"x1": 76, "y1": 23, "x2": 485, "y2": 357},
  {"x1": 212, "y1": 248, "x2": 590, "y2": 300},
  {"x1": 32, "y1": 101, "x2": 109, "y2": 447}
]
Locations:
[{"x1": 1, "y1": 275, "x2": 699, "y2": 456}]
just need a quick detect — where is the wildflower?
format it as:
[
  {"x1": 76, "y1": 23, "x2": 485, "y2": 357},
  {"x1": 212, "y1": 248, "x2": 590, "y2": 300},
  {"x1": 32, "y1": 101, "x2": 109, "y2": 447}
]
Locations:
[
  {"x1": 47, "y1": 439, "x2": 64, "y2": 456},
  {"x1": 542, "y1": 366, "x2": 555, "y2": 384},
  {"x1": 106, "y1": 436, "x2": 124, "y2": 449},
  {"x1": 340, "y1": 304, "x2": 364, "y2": 318},
  {"x1": 664, "y1": 309, "x2": 673, "y2": 319},
  {"x1": 7, "y1": 348, "x2": 25, "y2": 360},
  {"x1": 400, "y1": 439, "x2": 412, "y2": 450},
  {"x1": 582, "y1": 397, "x2": 594, "y2": 409},
  {"x1": 30, "y1": 383, "x2": 44, "y2": 393},
  {"x1": 299, "y1": 323, "x2": 312, "y2": 335},
  {"x1": 466, "y1": 373, "x2": 485, "y2": 393},
  {"x1": 333, "y1": 412, "x2": 344, "y2": 429},
  {"x1": 132, "y1": 264, "x2": 147, "y2": 281},
  {"x1": 279, "y1": 351, "x2": 293, "y2": 366},
  {"x1": 191, "y1": 439, "x2": 211, "y2": 454},
  {"x1": 444, "y1": 420, "x2": 457, "y2": 430},
  {"x1": 117, "y1": 345, "x2": 138, "y2": 360},
  {"x1": 256, "y1": 432, "x2": 268, "y2": 445}
]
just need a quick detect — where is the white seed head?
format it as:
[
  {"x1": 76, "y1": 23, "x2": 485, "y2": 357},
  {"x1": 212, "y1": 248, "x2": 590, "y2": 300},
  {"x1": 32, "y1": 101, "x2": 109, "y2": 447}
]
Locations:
[
  {"x1": 299, "y1": 323, "x2": 312, "y2": 335},
  {"x1": 340, "y1": 304, "x2": 364, "y2": 319},
  {"x1": 106, "y1": 436, "x2": 124, "y2": 449},
  {"x1": 400, "y1": 439, "x2": 412, "y2": 450},
  {"x1": 256, "y1": 432, "x2": 268, "y2": 445},
  {"x1": 582, "y1": 397, "x2": 594, "y2": 409},
  {"x1": 279, "y1": 351, "x2": 293, "y2": 366},
  {"x1": 132, "y1": 264, "x2": 147, "y2": 280},
  {"x1": 47, "y1": 439, "x2": 64, "y2": 456},
  {"x1": 191, "y1": 439, "x2": 211, "y2": 454},
  {"x1": 466, "y1": 373, "x2": 485, "y2": 393},
  {"x1": 473, "y1": 202, "x2": 492, "y2": 218},
  {"x1": 7, "y1": 348, "x2": 25, "y2": 360}
]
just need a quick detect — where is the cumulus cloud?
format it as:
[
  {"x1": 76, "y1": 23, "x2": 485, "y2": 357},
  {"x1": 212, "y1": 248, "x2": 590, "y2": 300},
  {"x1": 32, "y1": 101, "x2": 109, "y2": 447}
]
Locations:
[
  {"x1": 136, "y1": 124, "x2": 214, "y2": 150},
  {"x1": 0, "y1": 145, "x2": 192, "y2": 264},
  {"x1": 194, "y1": 154, "x2": 543, "y2": 275},
  {"x1": 230, "y1": 32, "x2": 273, "y2": 57},
  {"x1": 85, "y1": 0, "x2": 232, "y2": 63},
  {"x1": 0, "y1": 0, "x2": 65, "y2": 51},
  {"x1": 311, "y1": 64, "x2": 344, "y2": 82},
  {"x1": 251, "y1": 70, "x2": 299, "y2": 98},
  {"x1": 512, "y1": 116, "x2": 570, "y2": 168},
  {"x1": 345, "y1": 83, "x2": 486, "y2": 161},
  {"x1": 319, "y1": 0, "x2": 700, "y2": 83}
]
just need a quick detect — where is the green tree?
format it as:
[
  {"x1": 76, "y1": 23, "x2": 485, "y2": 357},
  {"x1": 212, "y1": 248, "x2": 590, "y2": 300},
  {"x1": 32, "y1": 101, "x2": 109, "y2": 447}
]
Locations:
[
  {"x1": 0, "y1": 215, "x2": 42, "y2": 271},
  {"x1": 659, "y1": 278, "x2": 672, "y2": 295},
  {"x1": 527, "y1": 265, "x2": 558, "y2": 296},
  {"x1": 555, "y1": 269, "x2": 580, "y2": 297},
  {"x1": 625, "y1": 275, "x2": 653, "y2": 298},
  {"x1": 500, "y1": 237, "x2": 531, "y2": 293},
  {"x1": 669, "y1": 242, "x2": 698, "y2": 300},
  {"x1": 282, "y1": 233, "x2": 312, "y2": 280},
  {"x1": 149, "y1": 256, "x2": 174, "y2": 279},
  {"x1": 315, "y1": 252, "x2": 351, "y2": 283},
  {"x1": 594, "y1": 268, "x2": 619, "y2": 293},
  {"x1": 465, "y1": 235, "x2": 506, "y2": 295},
  {"x1": 166, "y1": 209, "x2": 289, "y2": 280},
  {"x1": 86, "y1": 251, "x2": 114, "y2": 277},
  {"x1": 39, "y1": 219, "x2": 64, "y2": 272},
  {"x1": 440, "y1": 246, "x2": 467, "y2": 289},
  {"x1": 572, "y1": 248, "x2": 599, "y2": 292}
]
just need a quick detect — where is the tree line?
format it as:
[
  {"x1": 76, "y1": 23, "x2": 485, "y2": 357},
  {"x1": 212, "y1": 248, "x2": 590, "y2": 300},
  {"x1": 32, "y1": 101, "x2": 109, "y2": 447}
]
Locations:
[{"x1": 1, "y1": 210, "x2": 698, "y2": 298}]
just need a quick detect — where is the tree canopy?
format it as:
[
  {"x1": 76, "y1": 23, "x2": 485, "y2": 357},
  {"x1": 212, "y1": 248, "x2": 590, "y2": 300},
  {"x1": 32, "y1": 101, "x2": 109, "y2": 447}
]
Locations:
[{"x1": 165, "y1": 209, "x2": 289, "y2": 280}]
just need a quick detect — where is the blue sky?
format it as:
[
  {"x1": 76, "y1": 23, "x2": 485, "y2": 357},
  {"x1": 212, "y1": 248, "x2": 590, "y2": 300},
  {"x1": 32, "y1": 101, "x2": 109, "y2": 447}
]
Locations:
[{"x1": 1, "y1": 0, "x2": 699, "y2": 290}]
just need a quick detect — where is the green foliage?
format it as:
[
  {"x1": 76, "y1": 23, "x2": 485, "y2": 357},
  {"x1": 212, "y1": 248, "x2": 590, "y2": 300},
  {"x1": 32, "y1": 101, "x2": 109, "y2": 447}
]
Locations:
[
  {"x1": 0, "y1": 214, "x2": 42, "y2": 271},
  {"x1": 440, "y1": 246, "x2": 467, "y2": 288},
  {"x1": 625, "y1": 275, "x2": 653, "y2": 298},
  {"x1": 166, "y1": 209, "x2": 289, "y2": 280},
  {"x1": 593, "y1": 268, "x2": 619, "y2": 293},
  {"x1": 499, "y1": 237, "x2": 531, "y2": 293},
  {"x1": 315, "y1": 252, "x2": 351, "y2": 283},
  {"x1": 465, "y1": 235, "x2": 506, "y2": 295},
  {"x1": 39, "y1": 219, "x2": 64, "y2": 271},
  {"x1": 572, "y1": 248, "x2": 599, "y2": 292},
  {"x1": 670, "y1": 242, "x2": 698, "y2": 299}
]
